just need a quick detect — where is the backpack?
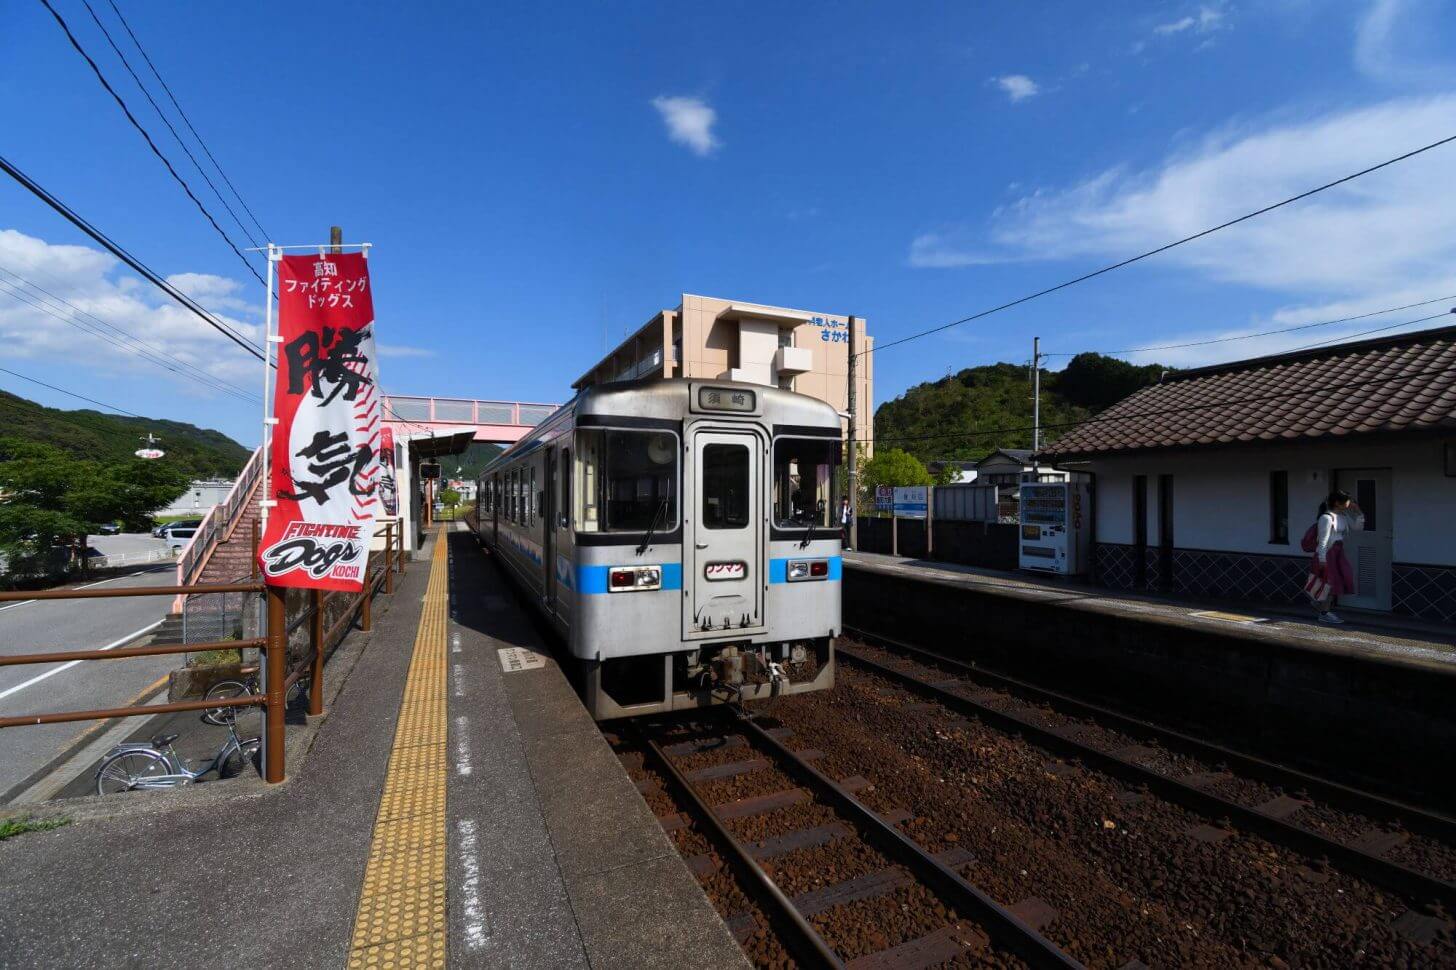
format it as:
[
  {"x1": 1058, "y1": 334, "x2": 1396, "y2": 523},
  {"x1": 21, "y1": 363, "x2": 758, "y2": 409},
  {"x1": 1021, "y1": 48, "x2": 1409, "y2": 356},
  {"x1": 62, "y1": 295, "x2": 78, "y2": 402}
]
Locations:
[{"x1": 1299, "y1": 516, "x2": 1323, "y2": 554}]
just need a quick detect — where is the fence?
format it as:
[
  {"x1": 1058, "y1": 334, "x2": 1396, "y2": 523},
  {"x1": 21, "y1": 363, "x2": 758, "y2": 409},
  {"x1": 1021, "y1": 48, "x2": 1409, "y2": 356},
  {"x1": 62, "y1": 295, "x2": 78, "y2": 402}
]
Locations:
[
  {"x1": 0, "y1": 522, "x2": 408, "y2": 785},
  {"x1": 855, "y1": 516, "x2": 1020, "y2": 571},
  {"x1": 933, "y1": 484, "x2": 1000, "y2": 523},
  {"x1": 89, "y1": 548, "x2": 173, "y2": 570}
]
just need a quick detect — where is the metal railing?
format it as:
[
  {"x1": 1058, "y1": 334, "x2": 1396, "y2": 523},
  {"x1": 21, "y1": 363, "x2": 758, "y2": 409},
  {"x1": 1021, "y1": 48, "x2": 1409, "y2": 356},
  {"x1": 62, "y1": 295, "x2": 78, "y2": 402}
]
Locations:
[
  {"x1": 0, "y1": 522, "x2": 409, "y2": 785},
  {"x1": 383, "y1": 395, "x2": 558, "y2": 427},
  {"x1": 174, "y1": 445, "x2": 265, "y2": 596}
]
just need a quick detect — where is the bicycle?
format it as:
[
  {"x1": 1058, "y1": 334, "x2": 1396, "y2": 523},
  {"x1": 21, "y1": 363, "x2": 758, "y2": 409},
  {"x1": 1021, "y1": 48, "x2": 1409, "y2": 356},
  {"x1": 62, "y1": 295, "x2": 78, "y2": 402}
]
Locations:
[
  {"x1": 201, "y1": 670, "x2": 311, "y2": 725},
  {"x1": 94, "y1": 721, "x2": 260, "y2": 795}
]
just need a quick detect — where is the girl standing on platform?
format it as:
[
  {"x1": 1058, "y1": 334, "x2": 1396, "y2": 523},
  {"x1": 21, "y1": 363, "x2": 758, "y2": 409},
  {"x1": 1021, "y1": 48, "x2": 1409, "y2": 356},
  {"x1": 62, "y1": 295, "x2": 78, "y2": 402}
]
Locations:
[{"x1": 1306, "y1": 489, "x2": 1363, "y2": 625}]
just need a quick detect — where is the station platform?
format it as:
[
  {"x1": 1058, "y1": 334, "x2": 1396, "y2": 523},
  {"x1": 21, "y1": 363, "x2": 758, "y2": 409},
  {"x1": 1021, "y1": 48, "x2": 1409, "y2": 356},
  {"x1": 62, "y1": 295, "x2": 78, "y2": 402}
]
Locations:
[
  {"x1": 842, "y1": 550, "x2": 1456, "y2": 811},
  {"x1": 0, "y1": 527, "x2": 745, "y2": 969}
]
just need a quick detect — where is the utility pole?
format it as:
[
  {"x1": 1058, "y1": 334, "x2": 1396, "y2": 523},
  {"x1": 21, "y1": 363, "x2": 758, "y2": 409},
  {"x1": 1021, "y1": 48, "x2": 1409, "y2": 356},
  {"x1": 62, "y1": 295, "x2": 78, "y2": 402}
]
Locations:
[
  {"x1": 846, "y1": 315, "x2": 859, "y2": 551},
  {"x1": 330, "y1": 225, "x2": 342, "y2": 254},
  {"x1": 1031, "y1": 335, "x2": 1042, "y2": 469}
]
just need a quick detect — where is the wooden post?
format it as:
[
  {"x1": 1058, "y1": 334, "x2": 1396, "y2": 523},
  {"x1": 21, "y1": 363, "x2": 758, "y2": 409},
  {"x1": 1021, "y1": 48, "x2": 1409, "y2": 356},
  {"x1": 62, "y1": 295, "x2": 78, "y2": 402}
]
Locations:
[
  {"x1": 397, "y1": 518, "x2": 406, "y2": 571},
  {"x1": 263, "y1": 584, "x2": 286, "y2": 783},
  {"x1": 308, "y1": 588, "x2": 324, "y2": 716},
  {"x1": 926, "y1": 486, "x2": 935, "y2": 560},
  {"x1": 361, "y1": 574, "x2": 373, "y2": 631},
  {"x1": 330, "y1": 225, "x2": 342, "y2": 255},
  {"x1": 892, "y1": 514, "x2": 898, "y2": 558}
]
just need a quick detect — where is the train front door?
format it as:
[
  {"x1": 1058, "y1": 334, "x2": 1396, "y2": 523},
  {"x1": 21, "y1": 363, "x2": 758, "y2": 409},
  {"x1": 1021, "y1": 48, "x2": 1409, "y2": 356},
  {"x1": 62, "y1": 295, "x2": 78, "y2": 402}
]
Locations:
[{"x1": 687, "y1": 430, "x2": 763, "y2": 636}]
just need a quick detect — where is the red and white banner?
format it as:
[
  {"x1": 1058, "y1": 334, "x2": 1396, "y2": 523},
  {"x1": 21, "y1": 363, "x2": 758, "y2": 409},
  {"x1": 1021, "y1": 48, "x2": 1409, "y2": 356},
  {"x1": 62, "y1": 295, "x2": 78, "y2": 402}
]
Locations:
[
  {"x1": 257, "y1": 252, "x2": 381, "y2": 591},
  {"x1": 380, "y1": 425, "x2": 398, "y2": 516}
]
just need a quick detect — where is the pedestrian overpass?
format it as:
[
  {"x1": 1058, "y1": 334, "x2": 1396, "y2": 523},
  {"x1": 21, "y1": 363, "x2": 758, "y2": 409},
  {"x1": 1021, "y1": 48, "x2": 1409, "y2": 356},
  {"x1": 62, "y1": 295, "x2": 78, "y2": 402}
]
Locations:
[{"x1": 382, "y1": 395, "x2": 559, "y2": 445}]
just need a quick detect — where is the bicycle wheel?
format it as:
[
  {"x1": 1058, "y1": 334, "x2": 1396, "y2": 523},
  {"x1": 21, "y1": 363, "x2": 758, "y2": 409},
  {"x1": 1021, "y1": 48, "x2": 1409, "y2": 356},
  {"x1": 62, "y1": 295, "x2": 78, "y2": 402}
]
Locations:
[
  {"x1": 95, "y1": 750, "x2": 171, "y2": 795},
  {"x1": 220, "y1": 737, "x2": 262, "y2": 779},
  {"x1": 202, "y1": 680, "x2": 252, "y2": 725}
]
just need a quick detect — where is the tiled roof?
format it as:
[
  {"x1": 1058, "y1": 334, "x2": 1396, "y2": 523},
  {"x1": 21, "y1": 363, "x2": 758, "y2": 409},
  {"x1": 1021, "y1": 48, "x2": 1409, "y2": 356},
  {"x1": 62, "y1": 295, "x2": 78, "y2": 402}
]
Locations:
[{"x1": 1041, "y1": 323, "x2": 1456, "y2": 459}]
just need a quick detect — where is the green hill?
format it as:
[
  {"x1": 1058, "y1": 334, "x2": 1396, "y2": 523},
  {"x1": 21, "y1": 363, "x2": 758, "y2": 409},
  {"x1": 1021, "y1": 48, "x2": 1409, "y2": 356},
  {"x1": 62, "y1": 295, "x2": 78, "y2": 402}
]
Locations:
[
  {"x1": 0, "y1": 390, "x2": 250, "y2": 480},
  {"x1": 874, "y1": 352, "x2": 1167, "y2": 464}
]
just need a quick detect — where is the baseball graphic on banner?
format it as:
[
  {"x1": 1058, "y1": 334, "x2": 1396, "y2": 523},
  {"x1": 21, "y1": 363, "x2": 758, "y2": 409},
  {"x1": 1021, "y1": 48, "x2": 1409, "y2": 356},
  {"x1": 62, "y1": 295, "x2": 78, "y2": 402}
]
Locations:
[{"x1": 257, "y1": 252, "x2": 382, "y2": 591}]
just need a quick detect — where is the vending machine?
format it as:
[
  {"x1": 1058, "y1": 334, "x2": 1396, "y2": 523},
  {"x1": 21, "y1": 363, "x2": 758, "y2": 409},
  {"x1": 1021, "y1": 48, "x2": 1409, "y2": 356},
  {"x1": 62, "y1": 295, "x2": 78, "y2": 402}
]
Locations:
[{"x1": 1018, "y1": 480, "x2": 1093, "y2": 575}]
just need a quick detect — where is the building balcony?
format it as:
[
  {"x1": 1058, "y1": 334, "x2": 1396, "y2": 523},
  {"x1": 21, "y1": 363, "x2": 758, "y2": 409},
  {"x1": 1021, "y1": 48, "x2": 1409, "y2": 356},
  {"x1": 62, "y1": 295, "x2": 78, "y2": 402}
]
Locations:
[{"x1": 774, "y1": 345, "x2": 813, "y2": 375}]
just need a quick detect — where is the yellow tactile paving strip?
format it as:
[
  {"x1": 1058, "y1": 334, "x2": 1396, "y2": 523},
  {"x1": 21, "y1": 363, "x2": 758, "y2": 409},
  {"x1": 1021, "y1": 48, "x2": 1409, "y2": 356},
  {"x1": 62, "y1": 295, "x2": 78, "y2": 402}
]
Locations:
[{"x1": 349, "y1": 530, "x2": 449, "y2": 969}]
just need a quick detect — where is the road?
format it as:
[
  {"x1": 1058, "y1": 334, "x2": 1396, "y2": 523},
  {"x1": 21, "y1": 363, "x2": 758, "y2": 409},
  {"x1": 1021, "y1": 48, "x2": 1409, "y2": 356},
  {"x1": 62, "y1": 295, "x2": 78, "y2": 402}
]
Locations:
[{"x1": 0, "y1": 564, "x2": 180, "y2": 798}]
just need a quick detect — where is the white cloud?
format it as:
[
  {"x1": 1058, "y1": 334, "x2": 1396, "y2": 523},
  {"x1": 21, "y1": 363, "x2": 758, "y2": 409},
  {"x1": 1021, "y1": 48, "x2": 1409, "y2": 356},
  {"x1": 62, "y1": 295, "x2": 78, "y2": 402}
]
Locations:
[
  {"x1": 0, "y1": 228, "x2": 263, "y2": 394},
  {"x1": 1153, "y1": 4, "x2": 1228, "y2": 37},
  {"x1": 1354, "y1": 0, "x2": 1454, "y2": 83},
  {"x1": 992, "y1": 74, "x2": 1040, "y2": 103},
  {"x1": 904, "y1": 96, "x2": 1456, "y2": 361},
  {"x1": 650, "y1": 95, "x2": 720, "y2": 156}
]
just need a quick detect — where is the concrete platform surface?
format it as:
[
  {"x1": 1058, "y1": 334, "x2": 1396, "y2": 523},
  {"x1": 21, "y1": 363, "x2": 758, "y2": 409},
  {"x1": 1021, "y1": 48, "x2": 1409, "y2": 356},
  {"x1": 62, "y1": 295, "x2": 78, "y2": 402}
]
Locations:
[
  {"x1": 0, "y1": 527, "x2": 746, "y2": 969},
  {"x1": 845, "y1": 550, "x2": 1456, "y2": 671}
]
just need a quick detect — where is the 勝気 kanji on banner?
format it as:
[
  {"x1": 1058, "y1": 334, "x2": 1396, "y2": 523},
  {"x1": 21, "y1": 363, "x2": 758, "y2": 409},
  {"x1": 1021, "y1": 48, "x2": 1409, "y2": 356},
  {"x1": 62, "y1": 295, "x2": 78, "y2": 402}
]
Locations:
[{"x1": 257, "y1": 252, "x2": 381, "y2": 590}]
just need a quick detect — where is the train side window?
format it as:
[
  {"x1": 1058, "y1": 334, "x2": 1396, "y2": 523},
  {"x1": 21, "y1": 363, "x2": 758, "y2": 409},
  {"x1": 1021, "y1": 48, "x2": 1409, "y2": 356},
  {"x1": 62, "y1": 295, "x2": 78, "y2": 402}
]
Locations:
[
  {"x1": 530, "y1": 467, "x2": 537, "y2": 526},
  {"x1": 559, "y1": 448, "x2": 571, "y2": 530},
  {"x1": 702, "y1": 443, "x2": 750, "y2": 529}
]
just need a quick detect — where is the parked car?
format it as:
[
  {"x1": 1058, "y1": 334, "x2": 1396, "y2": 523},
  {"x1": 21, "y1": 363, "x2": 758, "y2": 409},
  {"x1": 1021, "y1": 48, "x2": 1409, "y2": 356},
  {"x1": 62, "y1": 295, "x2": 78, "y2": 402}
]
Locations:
[
  {"x1": 166, "y1": 527, "x2": 199, "y2": 554},
  {"x1": 97, "y1": 522, "x2": 122, "y2": 535},
  {"x1": 153, "y1": 519, "x2": 202, "y2": 538}
]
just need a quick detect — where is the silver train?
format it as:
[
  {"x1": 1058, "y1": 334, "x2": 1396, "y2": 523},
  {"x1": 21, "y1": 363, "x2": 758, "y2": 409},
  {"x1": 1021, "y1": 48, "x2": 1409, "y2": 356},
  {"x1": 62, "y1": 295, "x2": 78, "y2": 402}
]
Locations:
[{"x1": 473, "y1": 378, "x2": 841, "y2": 719}]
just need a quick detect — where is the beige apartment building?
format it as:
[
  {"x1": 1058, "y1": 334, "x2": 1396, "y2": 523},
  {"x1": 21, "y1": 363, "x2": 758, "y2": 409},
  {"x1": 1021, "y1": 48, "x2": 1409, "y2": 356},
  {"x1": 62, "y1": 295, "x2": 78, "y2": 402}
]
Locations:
[{"x1": 573, "y1": 293, "x2": 873, "y2": 453}]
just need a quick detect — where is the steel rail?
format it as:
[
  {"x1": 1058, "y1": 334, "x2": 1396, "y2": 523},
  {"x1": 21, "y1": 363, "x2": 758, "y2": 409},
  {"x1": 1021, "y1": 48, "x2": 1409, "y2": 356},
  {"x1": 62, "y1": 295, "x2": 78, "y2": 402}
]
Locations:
[
  {"x1": 846, "y1": 625, "x2": 1456, "y2": 844},
  {"x1": 0, "y1": 637, "x2": 263, "y2": 666},
  {"x1": 837, "y1": 642, "x2": 1456, "y2": 910},
  {"x1": 638, "y1": 732, "x2": 845, "y2": 969},
  {"x1": 0, "y1": 693, "x2": 260, "y2": 729},
  {"x1": 737, "y1": 715, "x2": 1084, "y2": 970},
  {"x1": 0, "y1": 582, "x2": 264, "y2": 602}
]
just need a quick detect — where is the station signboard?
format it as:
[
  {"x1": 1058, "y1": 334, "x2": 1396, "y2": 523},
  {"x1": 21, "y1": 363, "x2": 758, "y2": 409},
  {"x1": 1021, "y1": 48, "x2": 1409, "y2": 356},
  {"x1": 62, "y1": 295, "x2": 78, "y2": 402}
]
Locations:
[
  {"x1": 892, "y1": 486, "x2": 929, "y2": 519},
  {"x1": 874, "y1": 485, "x2": 893, "y2": 511}
]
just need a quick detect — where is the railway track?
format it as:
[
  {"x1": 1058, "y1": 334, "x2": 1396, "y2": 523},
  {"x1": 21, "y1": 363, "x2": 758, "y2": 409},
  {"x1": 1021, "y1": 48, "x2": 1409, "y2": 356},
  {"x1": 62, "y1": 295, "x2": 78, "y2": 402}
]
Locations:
[
  {"x1": 631, "y1": 715, "x2": 1084, "y2": 969},
  {"x1": 839, "y1": 627, "x2": 1456, "y2": 924}
]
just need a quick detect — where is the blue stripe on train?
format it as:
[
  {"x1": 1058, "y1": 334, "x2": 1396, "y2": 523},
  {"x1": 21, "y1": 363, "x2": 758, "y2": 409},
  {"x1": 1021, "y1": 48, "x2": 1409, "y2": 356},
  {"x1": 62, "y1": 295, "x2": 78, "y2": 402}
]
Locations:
[
  {"x1": 768, "y1": 556, "x2": 842, "y2": 583},
  {"x1": 576, "y1": 562, "x2": 684, "y2": 594}
]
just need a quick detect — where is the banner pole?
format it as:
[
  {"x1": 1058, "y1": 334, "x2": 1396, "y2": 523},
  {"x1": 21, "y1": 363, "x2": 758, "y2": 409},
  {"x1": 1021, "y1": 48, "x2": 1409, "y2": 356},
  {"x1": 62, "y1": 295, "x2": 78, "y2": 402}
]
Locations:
[{"x1": 260, "y1": 243, "x2": 277, "y2": 532}]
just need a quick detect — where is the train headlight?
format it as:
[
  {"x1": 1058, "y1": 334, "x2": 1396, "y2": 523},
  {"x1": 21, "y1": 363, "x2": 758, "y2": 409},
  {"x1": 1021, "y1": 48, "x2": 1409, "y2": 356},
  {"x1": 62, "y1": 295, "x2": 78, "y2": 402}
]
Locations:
[
  {"x1": 787, "y1": 559, "x2": 828, "y2": 582},
  {"x1": 609, "y1": 565, "x2": 662, "y2": 591}
]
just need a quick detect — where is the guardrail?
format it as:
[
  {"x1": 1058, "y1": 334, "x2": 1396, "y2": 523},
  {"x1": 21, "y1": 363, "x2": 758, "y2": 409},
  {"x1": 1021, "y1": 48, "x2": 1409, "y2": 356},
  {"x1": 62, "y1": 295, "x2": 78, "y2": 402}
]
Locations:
[
  {"x1": 382, "y1": 394, "x2": 558, "y2": 427},
  {"x1": 0, "y1": 522, "x2": 408, "y2": 785}
]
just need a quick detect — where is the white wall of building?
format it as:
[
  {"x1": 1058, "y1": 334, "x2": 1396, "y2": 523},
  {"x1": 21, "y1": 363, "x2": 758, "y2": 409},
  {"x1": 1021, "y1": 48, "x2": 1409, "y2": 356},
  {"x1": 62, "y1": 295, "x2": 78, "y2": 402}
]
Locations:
[{"x1": 1082, "y1": 436, "x2": 1455, "y2": 566}]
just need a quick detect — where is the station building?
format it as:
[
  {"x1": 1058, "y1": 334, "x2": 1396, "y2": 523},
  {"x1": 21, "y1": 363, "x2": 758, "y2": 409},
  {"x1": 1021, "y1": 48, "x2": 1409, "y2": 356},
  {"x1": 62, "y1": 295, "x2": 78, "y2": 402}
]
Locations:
[
  {"x1": 1040, "y1": 324, "x2": 1456, "y2": 623},
  {"x1": 572, "y1": 293, "x2": 873, "y2": 453}
]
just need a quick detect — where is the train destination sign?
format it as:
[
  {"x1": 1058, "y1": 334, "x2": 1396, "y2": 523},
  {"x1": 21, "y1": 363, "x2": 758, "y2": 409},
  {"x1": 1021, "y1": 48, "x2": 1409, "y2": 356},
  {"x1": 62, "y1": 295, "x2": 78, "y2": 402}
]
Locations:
[
  {"x1": 697, "y1": 386, "x2": 755, "y2": 412},
  {"x1": 258, "y1": 252, "x2": 382, "y2": 592}
]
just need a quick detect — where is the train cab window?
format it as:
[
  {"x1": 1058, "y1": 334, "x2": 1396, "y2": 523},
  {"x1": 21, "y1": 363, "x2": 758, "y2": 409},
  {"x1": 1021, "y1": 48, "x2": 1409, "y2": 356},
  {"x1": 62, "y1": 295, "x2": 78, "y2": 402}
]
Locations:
[
  {"x1": 702, "y1": 443, "x2": 750, "y2": 529},
  {"x1": 575, "y1": 429, "x2": 678, "y2": 533},
  {"x1": 773, "y1": 437, "x2": 839, "y2": 528}
]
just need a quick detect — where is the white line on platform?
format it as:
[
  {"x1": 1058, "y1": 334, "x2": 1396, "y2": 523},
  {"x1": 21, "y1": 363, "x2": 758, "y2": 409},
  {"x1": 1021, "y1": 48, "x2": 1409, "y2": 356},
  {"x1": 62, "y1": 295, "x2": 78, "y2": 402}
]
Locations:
[
  {"x1": 0, "y1": 619, "x2": 162, "y2": 702},
  {"x1": 456, "y1": 817, "x2": 488, "y2": 949},
  {"x1": 0, "y1": 570, "x2": 154, "y2": 614},
  {"x1": 454, "y1": 714, "x2": 472, "y2": 777},
  {"x1": 452, "y1": 664, "x2": 465, "y2": 699}
]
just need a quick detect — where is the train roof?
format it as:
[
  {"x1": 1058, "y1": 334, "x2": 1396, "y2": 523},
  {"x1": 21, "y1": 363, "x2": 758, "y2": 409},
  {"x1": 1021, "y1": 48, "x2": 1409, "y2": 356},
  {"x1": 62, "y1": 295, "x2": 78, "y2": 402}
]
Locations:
[{"x1": 480, "y1": 378, "x2": 842, "y2": 475}]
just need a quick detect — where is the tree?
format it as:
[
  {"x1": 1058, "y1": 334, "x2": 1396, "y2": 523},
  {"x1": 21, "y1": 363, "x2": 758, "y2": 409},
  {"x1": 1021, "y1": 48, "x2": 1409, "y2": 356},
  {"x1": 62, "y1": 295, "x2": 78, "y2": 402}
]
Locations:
[
  {"x1": 439, "y1": 488, "x2": 461, "y2": 508},
  {"x1": 859, "y1": 448, "x2": 933, "y2": 497}
]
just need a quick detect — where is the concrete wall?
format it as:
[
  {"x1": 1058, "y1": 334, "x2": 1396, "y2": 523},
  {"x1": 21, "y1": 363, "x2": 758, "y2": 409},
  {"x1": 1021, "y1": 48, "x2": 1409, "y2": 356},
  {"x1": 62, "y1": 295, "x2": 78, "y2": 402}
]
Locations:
[
  {"x1": 844, "y1": 563, "x2": 1456, "y2": 810},
  {"x1": 1085, "y1": 437, "x2": 1456, "y2": 566}
]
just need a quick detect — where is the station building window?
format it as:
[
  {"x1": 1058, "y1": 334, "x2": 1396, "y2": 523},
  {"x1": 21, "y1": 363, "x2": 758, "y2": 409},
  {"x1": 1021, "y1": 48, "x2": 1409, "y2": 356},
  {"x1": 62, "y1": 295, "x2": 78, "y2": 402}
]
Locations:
[
  {"x1": 772, "y1": 437, "x2": 839, "y2": 528},
  {"x1": 574, "y1": 429, "x2": 678, "y2": 533}
]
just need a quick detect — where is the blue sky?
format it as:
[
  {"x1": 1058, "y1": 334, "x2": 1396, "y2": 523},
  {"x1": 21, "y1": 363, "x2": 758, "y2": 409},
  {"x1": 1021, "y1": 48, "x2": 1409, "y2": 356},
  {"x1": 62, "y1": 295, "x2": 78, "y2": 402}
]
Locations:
[{"x1": 3, "y1": 1, "x2": 1455, "y2": 447}]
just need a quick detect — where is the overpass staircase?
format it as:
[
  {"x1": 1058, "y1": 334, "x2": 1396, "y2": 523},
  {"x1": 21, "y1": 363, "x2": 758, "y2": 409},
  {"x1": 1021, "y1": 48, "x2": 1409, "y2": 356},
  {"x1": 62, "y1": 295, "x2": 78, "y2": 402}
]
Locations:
[{"x1": 154, "y1": 447, "x2": 264, "y2": 645}]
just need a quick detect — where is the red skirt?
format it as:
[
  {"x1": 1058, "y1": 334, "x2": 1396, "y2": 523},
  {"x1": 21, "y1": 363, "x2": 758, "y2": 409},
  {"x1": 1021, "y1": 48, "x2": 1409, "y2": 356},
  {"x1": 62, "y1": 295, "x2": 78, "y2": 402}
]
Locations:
[{"x1": 1311, "y1": 540, "x2": 1356, "y2": 597}]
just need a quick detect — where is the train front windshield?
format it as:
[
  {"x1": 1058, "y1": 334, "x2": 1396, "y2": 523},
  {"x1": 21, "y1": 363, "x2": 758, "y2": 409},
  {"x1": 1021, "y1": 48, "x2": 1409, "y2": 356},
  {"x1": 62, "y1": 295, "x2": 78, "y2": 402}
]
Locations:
[
  {"x1": 772, "y1": 437, "x2": 840, "y2": 529},
  {"x1": 575, "y1": 428, "x2": 679, "y2": 532}
]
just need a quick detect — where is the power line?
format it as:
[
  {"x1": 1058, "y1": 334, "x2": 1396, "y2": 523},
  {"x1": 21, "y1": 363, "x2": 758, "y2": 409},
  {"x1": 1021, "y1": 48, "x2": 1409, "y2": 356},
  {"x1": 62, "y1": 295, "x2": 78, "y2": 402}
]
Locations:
[
  {"x1": 874, "y1": 355, "x2": 1456, "y2": 449},
  {"x1": 0, "y1": 152, "x2": 267, "y2": 361},
  {"x1": 0, "y1": 261, "x2": 260, "y2": 399},
  {"x1": 1291, "y1": 310, "x2": 1453, "y2": 352},
  {"x1": 36, "y1": 0, "x2": 266, "y2": 287},
  {"x1": 103, "y1": 0, "x2": 271, "y2": 242},
  {"x1": 79, "y1": 0, "x2": 261, "y2": 250},
  {"x1": 864, "y1": 131, "x2": 1456, "y2": 358},
  {"x1": 0, "y1": 364, "x2": 146, "y2": 417},
  {"x1": 0, "y1": 274, "x2": 259, "y2": 404},
  {"x1": 1041, "y1": 294, "x2": 1456, "y2": 358}
]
